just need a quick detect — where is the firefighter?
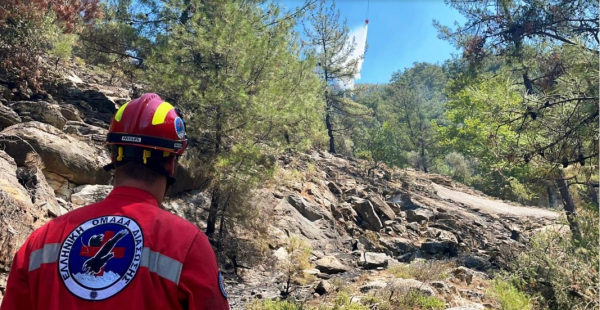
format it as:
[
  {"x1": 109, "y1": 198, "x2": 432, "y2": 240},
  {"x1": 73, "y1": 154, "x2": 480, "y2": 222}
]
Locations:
[{"x1": 1, "y1": 93, "x2": 229, "y2": 310}]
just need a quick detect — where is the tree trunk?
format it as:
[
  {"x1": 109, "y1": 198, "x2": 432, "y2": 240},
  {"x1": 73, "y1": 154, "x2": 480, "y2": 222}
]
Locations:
[
  {"x1": 547, "y1": 185, "x2": 558, "y2": 208},
  {"x1": 420, "y1": 140, "x2": 428, "y2": 173},
  {"x1": 326, "y1": 111, "x2": 335, "y2": 153},
  {"x1": 206, "y1": 185, "x2": 220, "y2": 238},
  {"x1": 206, "y1": 105, "x2": 223, "y2": 239},
  {"x1": 555, "y1": 170, "x2": 581, "y2": 240},
  {"x1": 588, "y1": 182, "x2": 599, "y2": 209}
]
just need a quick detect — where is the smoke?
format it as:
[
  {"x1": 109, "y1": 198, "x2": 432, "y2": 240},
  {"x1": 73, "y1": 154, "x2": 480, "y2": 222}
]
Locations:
[{"x1": 335, "y1": 23, "x2": 369, "y2": 90}]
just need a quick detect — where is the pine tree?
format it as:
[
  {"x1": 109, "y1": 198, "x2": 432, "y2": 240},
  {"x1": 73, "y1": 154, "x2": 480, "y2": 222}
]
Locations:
[
  {"x1": 303, "y1": 0, "x2": 363, "y2": 153},
  {"x1": 146, "y1": 0, "x2": 325, "y2": 240}
]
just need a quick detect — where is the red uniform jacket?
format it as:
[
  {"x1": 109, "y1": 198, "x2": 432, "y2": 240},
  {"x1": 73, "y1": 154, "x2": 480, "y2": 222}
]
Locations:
[{"x1": 1, "y1": 187, "x2": 230, "y2": 310}]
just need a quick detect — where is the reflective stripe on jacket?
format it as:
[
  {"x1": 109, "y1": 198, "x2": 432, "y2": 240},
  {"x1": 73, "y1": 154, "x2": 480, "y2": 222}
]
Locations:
[{"x1": 1, "y1": 186, "x2": 230, "y2": 310}]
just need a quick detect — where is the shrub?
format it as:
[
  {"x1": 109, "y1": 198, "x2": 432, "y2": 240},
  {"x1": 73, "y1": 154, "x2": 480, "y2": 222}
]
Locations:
[
  {"x1": 387, "y1": 260, "x2": 454, "y2": 282},
  {"x1": 279, "y1": 235, "x2": 314, "y2": 297},
  {"x1": 487, "y1": 278, "x2": 533, "y2": 310},
  {"x1": 247, "y1": 299, "x2": 308, "y2": 310},
  {"x1": 444, "y1": 152, "x2": 471, "y2": 183},
  {"x1": 508, "y1": 207, "x2": 599, "y2": 309},
  {"x1": 393, "y1": 290, "x2": 445, "y2": 309},
  {"x1": 0, "y1": 0, "x2": 100, "y2": 89}
]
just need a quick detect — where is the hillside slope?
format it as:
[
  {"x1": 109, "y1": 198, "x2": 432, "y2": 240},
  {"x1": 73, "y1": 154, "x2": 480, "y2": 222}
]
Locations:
[{"x1": 0, "y1": 64, "x2": 561, "y2": 309}]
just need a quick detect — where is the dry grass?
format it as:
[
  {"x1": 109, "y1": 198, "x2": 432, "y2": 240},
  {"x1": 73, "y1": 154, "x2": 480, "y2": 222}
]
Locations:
[{"x1": 387, "y1": 260, "x2": 456, "y2": 282}]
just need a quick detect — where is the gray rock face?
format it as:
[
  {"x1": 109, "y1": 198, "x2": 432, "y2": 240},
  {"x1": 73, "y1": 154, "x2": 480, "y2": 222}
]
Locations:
[
  {"x1": 0, "y1": 102, "x2": 20, "y2": 128},
  {"x1": 327, "y1": 181, "x2": 343, "y2": 196},
  {"x1": 315, "y1": 280, "x2": 333, "y2": 295},
  {"x1": 380, "y1": 237, "x2": 416, "y2": 256},
  {"x1": 288, "y1": 194, "x2": 325, "y2": 221},
  {"x1": 460, "y1": 255, "x2": 491, "y2": 271},
  {"x1": 406, "y1": 208, "x2": 434, "y2": 223},
  {"x1": 421, "y1": 240, "x2": 458, "y2": 256},
  {"x1": 351, "y1": 197, "x2": 383, "y2": 230},
  {"x1": 424, "y1": 227, "x2": 458, "y2": 244},
  {"x1": 368, "y1": 195, "x2": 396, "y2": 221},
  {"x1": 0, "y1": 150, "x2": 33, "y2": 209},
  {"x1": 359, "y1": 280, "x2": 387, "y2": 293},
  {"x1": 11, "y1": 101, "x2": 67, "y2": 130},
  {"x1": 59, "y1": 104, "x2": 83, "y2": 122},
  {"x1": 44, "y1": 171, "x2": 72, "y2": 199},
  {"x1": 359, "y1": 252, "x2": 393, "y2": 269},
  {"x1": 332, "y1": 202, "x2": 357, "y2": 222},
  {"x1": 388, "y1": 278, "x2": 436, "y2": 297},
  {"x1": 71, "y1": 185, "x2": 113, "y2": 207},
  {"x1": 0, "y1": 122, "x2": 110, "y2": 185},
  {"x1": 17, "y1": 165, "x2": 61, "y2": 217},
  {"x1": 451, "y1": 267, "x2": 488, "y2": 285},
  {"x1": 315, "y1": 256, "x2": 348, "y2": 274}
]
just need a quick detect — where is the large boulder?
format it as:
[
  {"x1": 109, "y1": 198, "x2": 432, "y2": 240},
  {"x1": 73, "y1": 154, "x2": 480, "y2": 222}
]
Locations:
[
  {"x1": 421, "y1": 240, "x2": 458, "y2": 256},
  {"x1": 380, "y1": 237, "x2": 416, "y2": 256},
  {"x1": 358, "y1": 252, "x2": 394, "y2": 269},
  {"x1": 10, "y1": 101, "x2": 67, "y2": 130},
  {"x1": 388, "y1": 278, "x2": 436, "y2": 297},
  {"x1": 71, "y1": 185, "x2": 113, "y2": 207},
  {"x1": 43, "y1": 171, "x2": 72, "y2": 199},
  {"x1": 315, "y1": 280, "x2": 333, "y2": 295},
  {"x1": 0, "y1": 122, "x2": 110, "y2": 185},
  {"x1": 288, "y1": 194, "x2": 327, "y2": 222},
  {"x1": 0, "y1": 150, "x2": 32, "y2": 209},
  {"x1": 17, "y1": 162, "x2": 61, "y2": 217},
  {"x1": 368, "y1": 195, "x2": 396, "y2": 221},
  {"x1": 424, "y1": 227, "x2": 458, "y2": 244},
  {"x1": 406, "y1": 208, "x2": 434, "y2": 223},
  {"x1": 0, "y1": 151, "x2": 42, "y2": 276},
  {"x1": 0, "y1": 102, "x2": 20, "y2": 129},
  {"x1": 59, "y1": 104, "x2": 83, "y2": 122},
  {"x1": 351, "y1": 197, "x2": 383, "y2": 230},
  {"x1": 315, "y1": 255, "x2": 348, "y2": 274}
]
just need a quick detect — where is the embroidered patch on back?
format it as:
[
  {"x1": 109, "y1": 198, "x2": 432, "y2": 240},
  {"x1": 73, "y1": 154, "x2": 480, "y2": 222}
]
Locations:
[
  {"x1": 218, "y1": 271, "x2": 228, "y2": 299},
  {"x1": 58, "y1": 216, "x2": 144, "y2": 301}
]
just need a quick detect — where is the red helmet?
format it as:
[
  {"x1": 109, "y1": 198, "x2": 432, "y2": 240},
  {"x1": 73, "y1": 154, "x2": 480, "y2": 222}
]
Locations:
[{"x1": 106, "y1": 93, "x2": 188, "y2": 156}]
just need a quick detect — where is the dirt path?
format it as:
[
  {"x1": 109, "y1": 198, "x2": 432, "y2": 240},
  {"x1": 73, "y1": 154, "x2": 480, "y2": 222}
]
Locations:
[{"x1": 432, "y1": 183, "x2": 558, "y2": 219}]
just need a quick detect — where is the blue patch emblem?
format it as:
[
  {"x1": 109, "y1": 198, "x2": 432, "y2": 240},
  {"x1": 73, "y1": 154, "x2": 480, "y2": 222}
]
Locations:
[
  {"x1": 174, "y1": 117, "x2": 186, "y2": 139},
  {"x1": 58, "y1": 216, "x2": 144, "y2": 301},
  {"x1": 218, "y1": 271, "x2": 228, "y2": 299}
]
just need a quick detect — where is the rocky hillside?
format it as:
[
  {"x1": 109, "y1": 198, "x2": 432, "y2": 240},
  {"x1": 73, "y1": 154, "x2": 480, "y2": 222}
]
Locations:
[{"x1": 0, "y1": 63, "x2": 561, "y2": 309}]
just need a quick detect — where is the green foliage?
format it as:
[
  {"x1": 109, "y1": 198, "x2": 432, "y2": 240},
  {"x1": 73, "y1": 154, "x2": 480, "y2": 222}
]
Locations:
[
  {"x1": 507, "y1": 207, "x2": 599, "y2": 309},
  {"x1": 46, "y1": 18, "x2": 78, "y2": 66},
  {"x1": 280, "y1": 236, "x2": 314, "y2": 295},
  {"x1": 394, "y1": 291, "x2": 445, "y2": 310},
  {"x1": 247, "y1": 299, "x2": 307, "y2": 310},
  {"x1": 145, "y1": 0, "x2": 326, "y2": 239},
  {"x1": 387, "y1": 260, "x2": 454, "y2": 282},
  {"x1": 352, "y1": 63, "x2": 448, "y2": 172},
  {"x1": 0, "y1": 0, "x2": 100, "y2": 90},
  {"x1": 303, "y1": 0, "x2": 370, "y2": 154},
  {"x1": 487, "y1": 278, "x2": 533, "y2": 310},
  {"x1": 443, "y1": 152, "x2": 471, "y2": 183}
]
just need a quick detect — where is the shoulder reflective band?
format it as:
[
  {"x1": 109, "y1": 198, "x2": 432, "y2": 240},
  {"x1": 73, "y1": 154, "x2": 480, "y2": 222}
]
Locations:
[
  {"x1": 106, "y1": 133, "x2": 185, "y2": 151},
  {"x1": 29, "y1": 243, "x2": 60, "y2": 271},
  {"x1": 140, "y1": 247, "x2": 182, "y2": 285},
  {"x1": 29, "y1": 244, "x2": 183, "y2": 286}
]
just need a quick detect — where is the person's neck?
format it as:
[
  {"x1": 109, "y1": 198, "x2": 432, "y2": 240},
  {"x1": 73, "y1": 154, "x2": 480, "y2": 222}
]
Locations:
[{"x1": 113, "y1": 178, "x2": 167, "y2": 205}]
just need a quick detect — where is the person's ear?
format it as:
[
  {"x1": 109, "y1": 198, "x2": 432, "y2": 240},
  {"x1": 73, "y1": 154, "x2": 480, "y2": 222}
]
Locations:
[{"x1": 165, "y1": 156, "x2": 177, "y2": 175}]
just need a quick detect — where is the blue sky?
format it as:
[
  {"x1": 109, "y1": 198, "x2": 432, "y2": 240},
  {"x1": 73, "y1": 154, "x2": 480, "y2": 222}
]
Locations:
[{"x1": 282, "y1": 0, "x2": 467, "y2": 85}]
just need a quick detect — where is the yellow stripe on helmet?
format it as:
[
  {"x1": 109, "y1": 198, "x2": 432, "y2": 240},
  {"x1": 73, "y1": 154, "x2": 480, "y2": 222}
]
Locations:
[
  {"x1": 114, "y1": 101, "x2": 130, "y2": 122},
  {"x1": 152, "y1": 102, "x2": 174, "y2": 125}
]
